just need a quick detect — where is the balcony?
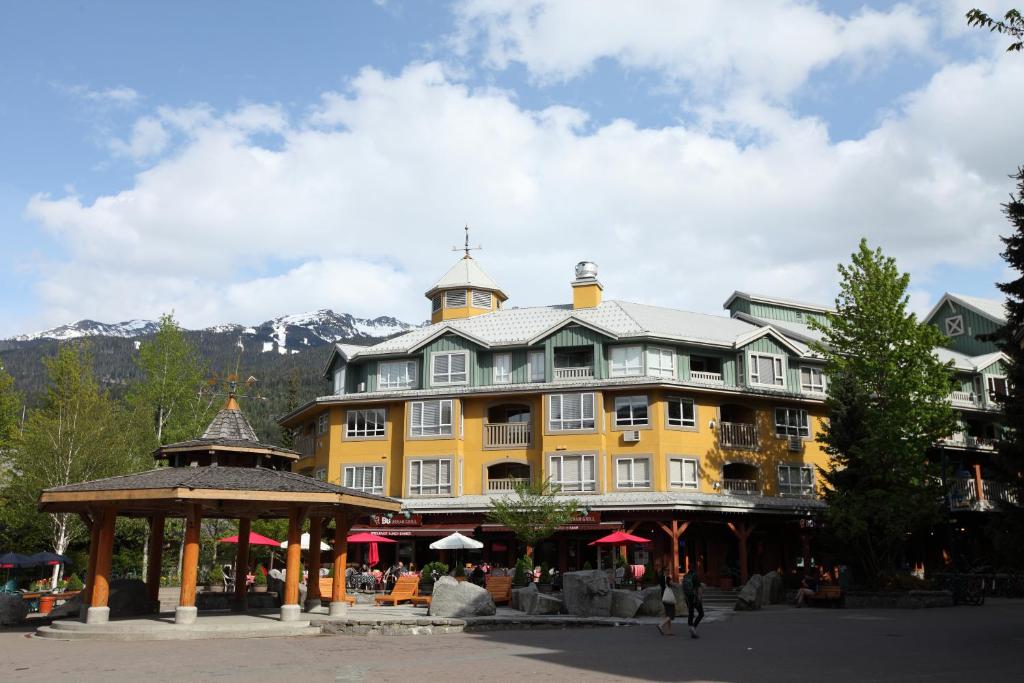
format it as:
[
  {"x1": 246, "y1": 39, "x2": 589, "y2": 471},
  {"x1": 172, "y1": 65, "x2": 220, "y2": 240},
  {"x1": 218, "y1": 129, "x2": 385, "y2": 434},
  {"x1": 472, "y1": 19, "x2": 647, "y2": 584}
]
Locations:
[
  {"x1": 941, "y1": 433, "x2": 997, "y2": 451},
  {"x1": 487, "y1": 477, "x2": 531, "y2": 493},
  {"x1": 553, "y1": 348, "x2": 594, "y2": 381},
  {"x1": 553, "y1": 366, "x2": 594, "y2": 380},
  {"x1": 484, "y1": 422, "x2": 532, "y2": 449},
  {"x1": 294, "y1": 434, "x2": 316, "y2": 458},
  {"x1": 949, "y1": 478, "x2": 1018, "y2": 511},
  {"x1": 721, "y1": 479, "x2": 760, "y2": 495},
  {"x1": 690, "y1": 370, "x2": 724, "y2": 384},
  {"x1": 718, "y1": 421, "x2": 759, "y2": 450},
  {"x1": 948, "y1": 391, "x2": 984, "y2": 409}
]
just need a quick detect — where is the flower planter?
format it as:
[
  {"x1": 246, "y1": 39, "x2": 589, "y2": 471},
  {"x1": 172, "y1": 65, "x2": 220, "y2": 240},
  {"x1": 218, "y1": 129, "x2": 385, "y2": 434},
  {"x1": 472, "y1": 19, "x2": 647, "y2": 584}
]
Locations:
[
  {"x1": 253, "y1": 585, "x2": 268, "y2": 593},
  {"x1": 38, "y1": 595, "x2": 56, "y2": 615}
]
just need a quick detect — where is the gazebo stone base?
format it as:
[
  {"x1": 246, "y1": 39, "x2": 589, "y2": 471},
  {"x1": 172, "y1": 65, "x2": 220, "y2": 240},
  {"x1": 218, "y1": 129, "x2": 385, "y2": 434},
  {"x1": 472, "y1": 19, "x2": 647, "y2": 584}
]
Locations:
[
  {"x1": 175, "y1": 606, "x2": 198, "y2": 625},
  {"x1": 328, "y1": 601, "x2": 348, "y2": 617},
  {"x1": 304, "y1": 598, "x2": 322, "y2": 612},
  {"x1": 280, "y1": 604, "x2": 302, "y2": 622},
  {"x1": 85, "y1": 606, "x2": 110, "y2": 625}
]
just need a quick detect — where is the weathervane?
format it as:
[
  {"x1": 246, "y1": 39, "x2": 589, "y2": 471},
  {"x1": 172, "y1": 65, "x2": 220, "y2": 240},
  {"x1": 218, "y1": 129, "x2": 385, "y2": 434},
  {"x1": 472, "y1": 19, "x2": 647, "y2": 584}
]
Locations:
[{"x1": 452, "y1": 224, "x2": 482, "y2": 259}]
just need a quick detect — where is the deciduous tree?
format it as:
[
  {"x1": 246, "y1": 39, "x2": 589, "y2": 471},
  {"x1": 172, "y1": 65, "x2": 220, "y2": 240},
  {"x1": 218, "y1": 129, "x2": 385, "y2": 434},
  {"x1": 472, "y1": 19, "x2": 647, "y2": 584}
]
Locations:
[{"x1": 486, "y1": 479, "x2": 579, "y2": 558}]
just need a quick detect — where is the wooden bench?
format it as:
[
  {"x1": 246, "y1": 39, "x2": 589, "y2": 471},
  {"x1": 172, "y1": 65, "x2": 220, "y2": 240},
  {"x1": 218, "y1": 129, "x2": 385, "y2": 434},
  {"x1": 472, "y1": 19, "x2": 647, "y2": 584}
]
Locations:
[
  {"x1": 809, "y1": 585, "x2": 844, "y2": 607},
  {"x1": 374, "y1": 575, "x2": 420, "y2": 606},
  {"x1": 486, "y1": 575, "x2": 512, "y2": 605}
]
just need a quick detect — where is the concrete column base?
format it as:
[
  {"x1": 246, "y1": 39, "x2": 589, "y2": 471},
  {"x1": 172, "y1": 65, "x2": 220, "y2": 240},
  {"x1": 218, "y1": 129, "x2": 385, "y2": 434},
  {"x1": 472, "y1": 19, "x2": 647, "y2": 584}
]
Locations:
[
  {"x1": 280, "y1": 604, "x2": 302, "y2": 622},
  {"x1": 231, "y1": 597, "x2": 248, "y2": 613},
  {"x1": 85, "y1": 606, "x2": 110, "y2": 625},
  {"x1": 78, "y1": 603, "x2": 89, "y2": 620},
  {"x1": 304, "y1": 597, "x2": 323, "y2": 612},
  {"x1": 328, "y1": 601, "x2": 348, "y2": 617},
  {"x1": 175, "y1": 606, "x2": 198, "y2": 625}
]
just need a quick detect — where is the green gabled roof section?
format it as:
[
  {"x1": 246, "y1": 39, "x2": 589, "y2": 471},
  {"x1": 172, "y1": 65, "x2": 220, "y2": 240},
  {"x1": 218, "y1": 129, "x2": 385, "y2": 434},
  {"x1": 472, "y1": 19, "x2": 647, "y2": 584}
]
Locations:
[{"x1": 924, "y1": 293, "x2": 1006, "y2": 326}]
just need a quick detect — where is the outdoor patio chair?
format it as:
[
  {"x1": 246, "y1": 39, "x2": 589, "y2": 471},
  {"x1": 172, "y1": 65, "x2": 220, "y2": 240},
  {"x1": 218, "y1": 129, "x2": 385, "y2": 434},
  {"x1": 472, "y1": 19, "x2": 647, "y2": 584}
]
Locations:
[
  {"x1": 1, "y1": 579, "x2": 17, "y2": 593},
  {"x1": 373, "y1": 575, "x2": 419, "y2": 606},
  {"x1": 485, "y1": 575, "x2": 512, "y2": 605}
]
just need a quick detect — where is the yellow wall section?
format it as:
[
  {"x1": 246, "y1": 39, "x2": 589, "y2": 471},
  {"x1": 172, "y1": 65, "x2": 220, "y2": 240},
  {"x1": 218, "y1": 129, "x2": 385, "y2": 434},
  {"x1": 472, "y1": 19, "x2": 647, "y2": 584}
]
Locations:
[
  {"x1": 572, "y1": 282, "x2": 603, "y2": 309},
  {"x1": 429, "y1": 297, "x2": 499, "y2": 323}
]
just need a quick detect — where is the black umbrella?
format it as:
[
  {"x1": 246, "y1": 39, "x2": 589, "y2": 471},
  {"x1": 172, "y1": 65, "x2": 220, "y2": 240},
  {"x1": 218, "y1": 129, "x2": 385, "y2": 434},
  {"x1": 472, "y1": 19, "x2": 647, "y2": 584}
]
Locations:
[
  {"x1": 27, "y1": 552, "x2": 70, "y2": 566},
  {"x1": 0, "y1": 552, "x2": 32, "y2": 568}
]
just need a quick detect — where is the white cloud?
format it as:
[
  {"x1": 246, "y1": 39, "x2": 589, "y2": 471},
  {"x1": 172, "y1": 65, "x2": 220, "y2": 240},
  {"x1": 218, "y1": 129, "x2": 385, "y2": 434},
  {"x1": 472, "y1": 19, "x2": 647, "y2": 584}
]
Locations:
[
  {"x1": 19, "y1": 54, "x2": 1023, "y2": 333},
  {"x1": 57, "y1": 83, "x2": 140, "y2": 107},
  {"x1": 109, "y1": 116, "x2": 169, "y2": 161},
  {"x1": 451, "y1": 0, "x2": 932, "y2": 100}
]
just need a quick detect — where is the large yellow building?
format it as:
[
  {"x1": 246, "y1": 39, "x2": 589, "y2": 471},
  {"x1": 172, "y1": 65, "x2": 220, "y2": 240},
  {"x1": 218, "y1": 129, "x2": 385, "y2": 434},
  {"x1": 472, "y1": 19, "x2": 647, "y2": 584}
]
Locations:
[{"x1": 281, "y1": 257, "x2": 834, "y2": 585}]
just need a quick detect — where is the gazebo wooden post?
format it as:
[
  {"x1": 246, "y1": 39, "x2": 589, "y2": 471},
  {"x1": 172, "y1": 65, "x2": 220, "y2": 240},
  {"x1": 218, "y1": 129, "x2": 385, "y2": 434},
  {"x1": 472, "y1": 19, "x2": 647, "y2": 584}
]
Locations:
[
  {"x1": 78, "y1": 511, "x2": 99, "y2": 620},
  {"x1": 176, "y1": 504, "x2": 202, "y2": 625},
  {"x1": 281, "y1": 505, "x2": 307, "y2": 621},
  {"x1": 304, "y1": 516, "x2": 324, "y2": 612},
  {"x1": 656, "y1": 520, "x2": 689, "y2": 582},
  {"x1": 330, "y1": 511, "x2": 352, "y2": 616},
  {"x1": 727, "y1": 521, "x2": 755, "y2": 585},
  {"x1": 232, "y1": 517, "x2": 252, "y2": 612},
  {"x1": 86, "y1": 506, "x2": 117, "y2": 624},
  {"x1": 146, "y1": 514, "x2": 165, "y2": 612}
]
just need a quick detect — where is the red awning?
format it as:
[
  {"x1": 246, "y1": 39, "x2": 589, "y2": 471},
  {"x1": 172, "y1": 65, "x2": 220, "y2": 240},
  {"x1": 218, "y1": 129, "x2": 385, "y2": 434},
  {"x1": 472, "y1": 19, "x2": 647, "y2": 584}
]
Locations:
[
  {"x1": 349, "y1": 526, "x2": 476, "y2": 538},
  {"x1": 217, "y1": 532, "x2": 280, "y2": 547}
]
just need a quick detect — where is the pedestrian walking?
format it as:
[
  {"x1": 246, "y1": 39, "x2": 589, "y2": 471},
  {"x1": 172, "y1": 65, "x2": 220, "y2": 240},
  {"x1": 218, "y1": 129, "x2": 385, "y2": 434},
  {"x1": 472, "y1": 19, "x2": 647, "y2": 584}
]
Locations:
[
  {"x1": 657, "y1": 568, "x2": 679, "y2": 636},
  {"x1": 683, "y1": 566, "x2": 704, "y2": 639}
]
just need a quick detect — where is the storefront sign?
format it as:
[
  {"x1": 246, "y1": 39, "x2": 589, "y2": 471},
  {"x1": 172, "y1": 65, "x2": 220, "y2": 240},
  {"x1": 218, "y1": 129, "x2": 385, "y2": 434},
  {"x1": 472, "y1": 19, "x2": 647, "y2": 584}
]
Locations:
[{"x1": 370, "y1": 514, "x2": 423, "y2": 527}]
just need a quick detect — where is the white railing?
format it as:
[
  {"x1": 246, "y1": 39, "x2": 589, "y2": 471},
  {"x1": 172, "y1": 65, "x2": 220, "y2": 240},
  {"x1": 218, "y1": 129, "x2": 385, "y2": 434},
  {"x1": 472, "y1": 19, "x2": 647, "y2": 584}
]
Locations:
[
  {"x1": 722, "y1": 479, "x2": 760, "y2": 495},
  {"x1": 942, "y1": 433, "x2": 997, "y2": 450},
  {"x1": 553, "y1": 367, "x2": 594, "y2": 380},
  {"x1": 948, "y1": 391, "x2": 983, "y2": 408},
  {"x1": 484, "y1": 422, "x2": 532, "y2": 448},
  {"x1": 948, "y1": 478, "x2": 978, "y2": 510},
  {"x1": 487, "y1": 477, "x2": 531, "y2": 493},
  {"x1": 982, "y1": 480, "x2": 1019, "y2": 506},
  {"x1": 719, "y1": 422, "x2": 759, "y2": 449},
  {"x1": 690, "y1": 370, "x2": 724, "y2": 384}
]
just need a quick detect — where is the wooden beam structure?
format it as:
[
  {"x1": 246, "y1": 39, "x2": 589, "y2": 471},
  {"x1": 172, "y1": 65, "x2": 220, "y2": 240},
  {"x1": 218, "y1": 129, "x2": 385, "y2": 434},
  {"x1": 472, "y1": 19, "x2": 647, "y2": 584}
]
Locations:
[
  {"x1": 90, "y1": 507, "x2": 117, "y2": 611},
  {"x1": 727, "y1": 521, "x2": 755, "y2": 585},
  {"x1": 146, "y1": 515, "x2": 165, "y2": 609},
  {"x1": 233, "y1": 517, "x2": 252, "y2": 611},
  {"x1": 656, "y1": 520, "x2": 689, "y2": 581},
  {"x1": 178, "y1": 504, "x2": 202, "y2": 613},
  {"x1": 305, "y1": 516, "x2": 323, "y2": 610},
  {"x1": 330, "y1": 511, "x2": 351, "y2": 615}
]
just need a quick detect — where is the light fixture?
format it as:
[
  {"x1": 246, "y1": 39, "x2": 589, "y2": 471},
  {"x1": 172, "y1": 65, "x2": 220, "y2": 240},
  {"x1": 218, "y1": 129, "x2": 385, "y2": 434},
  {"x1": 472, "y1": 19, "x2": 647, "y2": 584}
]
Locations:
[{"x1": 708, "y1": 419, "x2": 716, "y2": 430}]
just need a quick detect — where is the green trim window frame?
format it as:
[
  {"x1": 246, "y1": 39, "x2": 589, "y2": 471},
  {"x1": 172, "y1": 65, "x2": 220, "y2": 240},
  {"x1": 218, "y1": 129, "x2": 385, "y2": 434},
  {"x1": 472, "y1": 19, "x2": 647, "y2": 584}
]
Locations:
[
  {"x1": 778, "y1": 463, "x2": 814, "y2": 497},
  {"x1": 668, "y1": 457, "x2": 699, "y2": 490},
  {"x1": 317, "y1": 413, "x2": 329, "y2": 435},
  {"x1": 549, "y1": 453, "x2": 596, "y2": 492},
  {"x1": 343, "y1": 464, "x2": 385, "y2": 494},
  {"x1": 314, "y1": 468, "x2": 326, "y2": 481},
  {"x1": 646, "y1": 346, "x2": 676, "y2": 378},
  {"x1": 333, "y1": 367, "x2": 346, "y2": 395},
  {"x1": 987, "y1": 375, "x2": 1009, "y2": 400},
  {"x1": 614, "y1": 395, "x2": 649, "y2": 427},
  {"x1": 493, "y1": 352, "x2": 512, "y2": 384},
  {"x1": 609, "y1": 344, "x2": 643, "y2": 377},
  {"x1": 774, "y1": 407, "x2": 810, "y2": 438},
  {"x1": 528, "y1": 349, "x2": 546, "y2": 382},
  {"x1": 409, "y1": 399, "x2": 454, "y2": 437},
  {"x1": 408, "y1": 458, "x2": 453, "y2": 496},
  {"x1": 800, "y1": 366, "x2": 825, "y2": 394},
  {"x1": 345, "y1": 408, "x2": 386, "y2": 438},
  {"x1": 615, "y1": 456, "x2": 651, "y2": 489},
  {"x1": 548, "y1": 392, "x2": 596, "y2": 431},
  {"x1": 378, "y1": 360, "x2": 417, "y2": 390},
  {"x1": 431, "y1": 351, "x2": 469, "y2": 386},
  {"x1": 749, "y1": 353, "x2": 785, "y2": 387},
  {"x1": 666, "y1": 396, "x2": 696, "y2": 429}
]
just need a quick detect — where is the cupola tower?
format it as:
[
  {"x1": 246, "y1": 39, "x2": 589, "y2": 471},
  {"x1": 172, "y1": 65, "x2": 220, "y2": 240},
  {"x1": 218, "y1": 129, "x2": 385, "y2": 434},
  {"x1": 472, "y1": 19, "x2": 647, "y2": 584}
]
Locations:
[{"x1": 426, "y1": 227, "x2": 507, "y2": 323}]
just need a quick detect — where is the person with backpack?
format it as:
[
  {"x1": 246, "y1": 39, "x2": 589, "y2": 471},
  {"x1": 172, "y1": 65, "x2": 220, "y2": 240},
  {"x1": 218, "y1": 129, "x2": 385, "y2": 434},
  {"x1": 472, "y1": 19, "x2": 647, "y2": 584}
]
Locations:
[
  {"x1": 656, "y1": 568, "x2": 679, "y2": 635},
  {"x1": 683, "y1": 566, "x2": 704, "y2": 638}
]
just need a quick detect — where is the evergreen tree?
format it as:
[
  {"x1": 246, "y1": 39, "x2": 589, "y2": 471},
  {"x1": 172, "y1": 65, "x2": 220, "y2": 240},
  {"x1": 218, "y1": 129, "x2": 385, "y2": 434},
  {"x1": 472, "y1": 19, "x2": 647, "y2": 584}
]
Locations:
[
  {"x1": 984, "y1": 168, "x2": 1024, "y2": 567},
  {"x1": 811, "y1": 240, "x2": 956, "y2": 583},
  {"x1": 0, "y1": 363, "x2": 21, "y2": 447}
]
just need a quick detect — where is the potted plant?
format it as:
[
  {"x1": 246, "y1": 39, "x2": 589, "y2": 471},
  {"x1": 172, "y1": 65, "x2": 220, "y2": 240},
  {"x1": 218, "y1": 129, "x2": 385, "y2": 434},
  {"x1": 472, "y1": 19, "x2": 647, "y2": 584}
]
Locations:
[
  {"x1": 538, "y1": 561, "x2": 553, "y2": 593},
  {"x1": 419, "y1": 562, "x2": 448, "y2": 595},
  {"x1": 209, "y1": 564, "x2": 225, "y2": 592},
  {"x1": 512, "y1": 556, "x2": 533, "y2": 587},
  {"x1": 253, "y1": 566, "x2": 268, "y2": 593},
  {"x1": 65, "y1": 573, "x2": 84, "y2": 594}
]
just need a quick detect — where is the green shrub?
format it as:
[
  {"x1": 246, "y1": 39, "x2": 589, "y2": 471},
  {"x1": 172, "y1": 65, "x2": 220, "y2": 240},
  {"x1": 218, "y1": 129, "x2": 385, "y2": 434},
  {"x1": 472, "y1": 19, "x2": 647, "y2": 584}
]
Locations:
[
  {"x1": 254, "y1": 567, "x2": 267, "y2": 586},
  {"x1": 539, "y1": 561, "x2": 551, "y2": 584},
  {"x1": 641, "y1": 564, "x2": 655, "y2": 585},
  {"x1": 513, "y1": 556, "x2": 533, "y2": 585},
  {"x1": 65, "y1": 574, "x2": 84, "y2": 592},
  {"x1": 422, "y1": 561, "x2": 449, "y2": 579},
  {"x1": 583, "y1": 561, "x2": 593, "y2": 571},
  {"x1": 209, "y1": 564, "x2": 224, "y2": 582}
]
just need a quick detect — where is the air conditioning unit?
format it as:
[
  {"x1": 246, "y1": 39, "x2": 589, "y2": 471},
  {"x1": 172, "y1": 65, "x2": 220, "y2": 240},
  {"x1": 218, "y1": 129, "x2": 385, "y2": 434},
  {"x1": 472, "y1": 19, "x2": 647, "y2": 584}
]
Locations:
[
  {"x1": 623, "y1": 430, "x2": 641, "y2": 443},
  {"x1": 787, "y1": 436, "x2": 803, "y2": 452},
  {"x1": 357, "y1": 382, "x2": 367, "y2": 393}
]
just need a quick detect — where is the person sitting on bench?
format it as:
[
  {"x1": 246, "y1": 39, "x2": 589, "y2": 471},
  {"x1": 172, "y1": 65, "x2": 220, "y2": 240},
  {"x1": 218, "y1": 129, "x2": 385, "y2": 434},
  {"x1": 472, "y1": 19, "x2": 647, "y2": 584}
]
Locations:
[{"x1": 795, "y1": 571, "x2": 817, "y2": 607}]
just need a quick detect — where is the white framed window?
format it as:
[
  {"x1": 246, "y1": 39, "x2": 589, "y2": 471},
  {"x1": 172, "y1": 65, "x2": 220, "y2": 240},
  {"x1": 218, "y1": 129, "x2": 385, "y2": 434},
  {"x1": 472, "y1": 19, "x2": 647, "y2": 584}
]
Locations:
[
  {"x1": 609, "y1": 345, "x2": 643, "y2": 377},
  {"x1": 616, "y1": 457, "x2": 651, "y2": 488},
  {"x1": 749, "y1": 353, "x2": 785, "y2": 387},
  {"x1": 317, "y1": 413, "x2": 329, "y2": 435},
  {"x1": 314, "y1": 468, "x2": 326, "y2": 481},
  {"x1": 344, "y1": 465, "x2": 385, "y2": 494},
  {"x1": 378, "y1": 360, "x2": 417, "y2": 390},
  {"x1": 333, "y1": 367, "x2": 346, "y2": 395},
  {"x1": 944, "y1": 315, "x2": 964, "y2": 337},
  {"x1": 529, "y1": 349, "x2": 546, "y2": 382},
  {"x1": 493, "y1": 352, "x2": 512, "y2": 384},
  {"x1": 778, "y1": 464, "x2": 814, "y2": 496},
  {"x1": 646, "y1": 346, "x2": 675, "y2": 378},
  {"x1": 988, "y1": 375, "x2": 1009, "y2": 399},
  {"x1": 346, "y1": 408, "x2": 386, "y2": 438},
  {"x1": 431, "y1": 295, "x2": 442, "y2": 313},
  {"x1": 548, "y1": 393, "x2": 595, "y2": 431},
  {"x1": 409, "y1": 399, "x2": 453, "y2": 437},
  {"x1": 666, "y1": 397, "x2": 696, "y2": 428},
  {"x1": 614, "y1": 395, "x2": 649, "y2": 427},
  {"x1": 471, "y1": 290, "x2": 492, "y2": 308},
  {"x1": 800, "y1": 366, "x2": 825, "y2": 394},
  {"x1": 549, "y1": 453, "x2": 596, "y2": 492},
  {"x1": 668, "y1": 457, "x2": 699, "y2": 489},
  {"x1": 408, "y1": 458, "x2": 452, "y2": 496},
  {"x1": 431, "y1": 351, "x2": 469, "y2": 385},
  {"x1": 444, "y1": 290, "x2": 467, "y2": 308},
  {"x1": 774, "y1": 408, "x2": 809, "y2": 438}
]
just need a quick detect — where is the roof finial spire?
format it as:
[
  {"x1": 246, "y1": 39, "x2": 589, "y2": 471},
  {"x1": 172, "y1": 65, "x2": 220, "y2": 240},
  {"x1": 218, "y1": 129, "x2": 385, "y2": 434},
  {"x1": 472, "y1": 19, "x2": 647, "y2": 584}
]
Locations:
[{"x1": 452, "y1": 224, "x2": 482, "y2": 259}]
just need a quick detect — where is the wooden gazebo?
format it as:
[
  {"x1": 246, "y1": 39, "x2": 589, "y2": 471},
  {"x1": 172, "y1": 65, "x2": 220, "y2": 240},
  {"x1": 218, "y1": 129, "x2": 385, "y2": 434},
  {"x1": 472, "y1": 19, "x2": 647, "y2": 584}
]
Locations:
[{"x1": 37, "y1": 395, "x2": 400, "y2": 625}]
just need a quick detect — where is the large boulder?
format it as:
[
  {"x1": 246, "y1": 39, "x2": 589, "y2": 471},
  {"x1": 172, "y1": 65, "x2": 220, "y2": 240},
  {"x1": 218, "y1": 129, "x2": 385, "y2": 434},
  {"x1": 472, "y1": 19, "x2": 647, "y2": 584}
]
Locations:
[
  {"x1": 50, "y1": 579, "x2": 155, "y2": 620},
  {"x1": 761, "y1": 570, "x2": 783, "y2": 605},
  {"x1": 428, "y1": 576, "x2": 496, "y2": 618},
  {"x1": 511, "y1": 585, "x2": 532, "y2": 611},
  {"x1": 562, "y1": 570, "x2": 612, "y2": 617},
  {"x1": 0, "y1": 594, "x2": 30, "y2": 626},
  {"x1": 610, "y1": 589, "x2": 643, "y2": 618},
  {"x1": 734, "y1": 574, "x2": 764, "y2": 611},
  {"x1": 518, "y1": 584, "x2": 563, "y2": 615},
  {"x1": 637, "y1": 586, "x2": 665, "y2": 617}
]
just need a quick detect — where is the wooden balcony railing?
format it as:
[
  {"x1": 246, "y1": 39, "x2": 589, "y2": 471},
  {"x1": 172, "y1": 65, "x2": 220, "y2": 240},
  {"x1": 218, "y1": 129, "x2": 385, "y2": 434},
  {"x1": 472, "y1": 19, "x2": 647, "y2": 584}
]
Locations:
[
  {"x1": 294, "y1": 435, "x2": 316, "y2": 458},
  {"x1": 718, "y1": 421, "x2": 759, "y2": 450},
  {"x1": 487, "y1": 477, "x2": 531, "y2": 493},
  {"x1": 948, "y1": 478, "x2": 1017, "y2": 511},
  {"x1": 721, "y1": 478, "x2": 760, "y2": 495},
  {"x1": 690, "y1": 370, "x2": 724, "y2": 384},
  {"x1": 942, "y1": 433, "x2": 997, "y2": 450},
  {"x1": 553, "y1": 367, "x2": 594, "y2": 380},
  {"x1": 948, "y1": 391, "x2": 983, "y2": 408},
  {"x1": 483, "y1": 422, "x2": 532, "y2": 449}
]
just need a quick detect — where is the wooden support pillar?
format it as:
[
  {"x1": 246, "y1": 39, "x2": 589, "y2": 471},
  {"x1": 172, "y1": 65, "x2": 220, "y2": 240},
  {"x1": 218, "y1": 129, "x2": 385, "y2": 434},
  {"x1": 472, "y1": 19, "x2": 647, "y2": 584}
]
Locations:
[
  {"x1": 330, "y1": 511, "x2": 352, "y2": 616},
  {"x1": 305, "y1": 516, "x2": 323, "y2": 610},
  {"x1": 233, "y1": 517, "x2": 251, "y2": 611},
  {"x1": 973, "y1": 464, "x2": 985, "y2": 502},
  {"x1": 281, "y1": 506, "x2": 307, "y2": 620},
  {"x1": 86, "y1": 506, "x2": 117, "y2": 624},
  {"x1": 176, "y1": 504, "x2": 202, "y2": 624},
  {"x1": 727, "y1": 521, "x2": 755, "y2": 585},
  {"x1": 79, "y1": 512, "x2": 99, "y2": 614},
  {"x1": 656, "y1": 520, "x2": 689, "y2": 581},
  {"x1": 146, "y1": 515, "x2": 165, "y2": 610}
]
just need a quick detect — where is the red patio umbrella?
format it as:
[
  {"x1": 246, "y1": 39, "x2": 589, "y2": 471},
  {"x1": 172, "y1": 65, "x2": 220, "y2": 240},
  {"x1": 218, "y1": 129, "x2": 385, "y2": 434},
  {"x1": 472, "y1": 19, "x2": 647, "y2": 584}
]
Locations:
[
  {"x1": 217, "y1": 532, "x2": 281, "y2": 546},
  {"x1": 347, "y1": 532, "x2": 397, "y2": 568},
  {"x1": 588, "y1": 530, "x2": 651, "y2": 571}
]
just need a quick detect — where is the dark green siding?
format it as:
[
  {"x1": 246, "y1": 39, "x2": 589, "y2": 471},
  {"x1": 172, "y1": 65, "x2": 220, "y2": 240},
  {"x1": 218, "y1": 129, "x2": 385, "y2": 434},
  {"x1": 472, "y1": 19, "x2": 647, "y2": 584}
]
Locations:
[
  {"x1": 422, "y1": 334, "x2": 484, "y2": 388},
  {"x1": 930, "y1": 300, "x2": 1001, "y2": 356},
  {"x1": 542, "y1": 325, "x2": 610, "y2": 380}
]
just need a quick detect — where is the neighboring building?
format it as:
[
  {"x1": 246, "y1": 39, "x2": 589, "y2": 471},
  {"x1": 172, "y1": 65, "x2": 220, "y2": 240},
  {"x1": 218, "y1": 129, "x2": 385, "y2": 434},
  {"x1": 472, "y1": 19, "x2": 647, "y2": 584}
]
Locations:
[{"x1": 281, "y1": 256, "x2": 835, "y2": 585}]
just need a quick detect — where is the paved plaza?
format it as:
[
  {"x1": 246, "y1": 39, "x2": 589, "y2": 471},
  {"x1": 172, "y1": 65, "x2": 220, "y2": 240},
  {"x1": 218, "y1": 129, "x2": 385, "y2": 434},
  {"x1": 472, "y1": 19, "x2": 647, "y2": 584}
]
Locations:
[{"x1": 3, "y1": 600, "x2": 1023, "y2": 682}]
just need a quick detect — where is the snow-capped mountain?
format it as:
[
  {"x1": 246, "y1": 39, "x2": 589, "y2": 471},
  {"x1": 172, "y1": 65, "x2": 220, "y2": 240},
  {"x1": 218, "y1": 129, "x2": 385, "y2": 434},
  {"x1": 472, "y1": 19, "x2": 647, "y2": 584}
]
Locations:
[{"x1": 8, "y1": 310, "x2": 418, "y2": 353}]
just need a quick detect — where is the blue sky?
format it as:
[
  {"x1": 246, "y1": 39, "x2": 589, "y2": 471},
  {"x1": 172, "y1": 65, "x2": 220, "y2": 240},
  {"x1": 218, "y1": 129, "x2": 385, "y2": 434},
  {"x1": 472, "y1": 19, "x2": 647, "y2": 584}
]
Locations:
[{"x1": 1, "y1": 1, "x2": 1021, "y2": 336}]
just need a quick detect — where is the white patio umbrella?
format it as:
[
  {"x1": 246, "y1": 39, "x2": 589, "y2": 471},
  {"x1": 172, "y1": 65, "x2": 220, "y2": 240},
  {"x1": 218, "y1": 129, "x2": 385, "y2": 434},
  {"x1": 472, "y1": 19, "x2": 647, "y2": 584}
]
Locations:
[
  {"x1": 429, "y1": 532, "x2": 483, "y2": 550},
  {"x1": 279, "y1": 532, "x2": 331, "y2": 551}
]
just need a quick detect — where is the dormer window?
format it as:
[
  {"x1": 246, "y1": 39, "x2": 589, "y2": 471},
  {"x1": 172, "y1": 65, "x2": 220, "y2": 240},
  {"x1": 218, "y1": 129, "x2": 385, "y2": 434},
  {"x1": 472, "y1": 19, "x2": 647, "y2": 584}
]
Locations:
[
  {"x1": 749, "y1": 353, "x2": 785, "y2": 387},
  {"x1": 471, "y1": 290, "x2": 492, "y2": 308},
  {"x1": 444, "y1": 289, "x2": 467, "y2": 308},
  {"x1": 432, "y1": 351, "x2": 469, "y2": 385}
]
